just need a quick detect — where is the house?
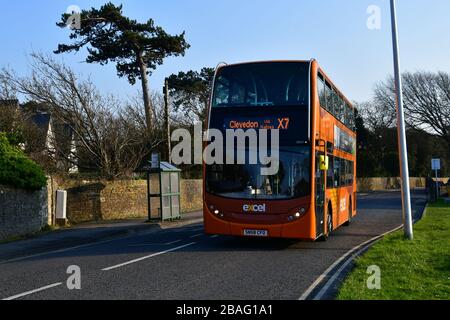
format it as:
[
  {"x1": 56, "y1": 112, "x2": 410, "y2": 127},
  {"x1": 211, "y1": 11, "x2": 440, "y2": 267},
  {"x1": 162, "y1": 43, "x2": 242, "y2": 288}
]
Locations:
[{"x1": 0, "y1": 99, "x2": 78, "y2": 174}]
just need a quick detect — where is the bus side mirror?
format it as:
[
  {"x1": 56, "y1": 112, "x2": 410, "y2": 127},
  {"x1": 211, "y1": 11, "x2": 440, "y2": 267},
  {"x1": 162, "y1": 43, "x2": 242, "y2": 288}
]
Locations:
[{"x1": 320, "y1": 155, "x2": 329, "y2": 171}]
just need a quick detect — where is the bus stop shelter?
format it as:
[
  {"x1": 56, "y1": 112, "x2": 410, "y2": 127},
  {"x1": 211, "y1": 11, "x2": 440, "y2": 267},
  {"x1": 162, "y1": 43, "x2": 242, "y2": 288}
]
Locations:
[{"x1": 144, "y1": 161, "x2": 181, "y2": 222}]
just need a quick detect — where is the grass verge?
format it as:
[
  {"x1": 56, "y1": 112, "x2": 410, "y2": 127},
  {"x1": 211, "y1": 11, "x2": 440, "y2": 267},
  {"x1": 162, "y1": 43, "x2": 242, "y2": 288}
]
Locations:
[{"x1": 337, "y1": 200, "x2": 450, "y2": 300}]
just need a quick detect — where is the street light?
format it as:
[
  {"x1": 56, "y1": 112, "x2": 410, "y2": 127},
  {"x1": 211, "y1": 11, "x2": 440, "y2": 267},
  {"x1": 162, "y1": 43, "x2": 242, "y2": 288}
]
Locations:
[{"x1": 390, "y1": 0, "x2": 414, "y2": 240}]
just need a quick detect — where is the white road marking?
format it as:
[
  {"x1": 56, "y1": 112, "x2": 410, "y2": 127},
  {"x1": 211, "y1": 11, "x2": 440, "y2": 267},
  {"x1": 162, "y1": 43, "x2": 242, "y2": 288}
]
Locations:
[
  {"x1": 165, "y1": 240, "x2": 182, "y2": 245},
  {"x1": 299, "y1": 201, "x2": 428, "y2": 301},
  {"x1": 2, "y1": 282, "x2": 62, "y2": 301},
  {"x1": 210, "y1": 235, "x2": 220, "y2": 238},
  {"x1": 298, "y1": 225, "x2": 403, "y2": 300},
  {"x1": 161, "y1": 220, "x2": 203, "y2": 230},
  {"x1": 189, "y1": 233, "x2": 203, "y2": 238},
  {"x1": 102, "y1": 242, "x2": 197, "y2": 271},
  {"x1": 128, "y1": 243, "x2": 165, "y2": 247},
  {"x1": 0, "y1": 222, "x2": 204, "y2": 265},
  {"x1": 0, "y1": 238, "x2": 119, "y2": 265}
]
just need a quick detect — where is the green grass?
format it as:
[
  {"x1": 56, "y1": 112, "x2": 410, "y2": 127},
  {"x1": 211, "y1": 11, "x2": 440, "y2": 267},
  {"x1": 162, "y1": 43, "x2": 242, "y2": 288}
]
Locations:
[{"x1": 337, "y1": 200, "x2": 450, "y2": 300}]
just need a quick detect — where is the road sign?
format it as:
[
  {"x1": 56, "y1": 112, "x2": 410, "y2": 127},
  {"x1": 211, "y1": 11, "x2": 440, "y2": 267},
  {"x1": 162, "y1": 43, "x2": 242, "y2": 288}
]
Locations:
[
  {"x1": 431, "y1": 159, "x2": 441, "y2": 171},
  {"x1": 151, "y1": 153, "x2": 160, "y2": 169},
  {"x1": 431, "y1": 158, "x2": 441, "y2": 201}
]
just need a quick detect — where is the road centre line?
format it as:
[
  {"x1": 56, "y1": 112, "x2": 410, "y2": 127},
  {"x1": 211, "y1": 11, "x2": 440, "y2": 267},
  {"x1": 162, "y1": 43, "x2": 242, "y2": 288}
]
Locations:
[
  {"x1": 165, "y1": 240, "x2": 182, "y2": 245},
  {"x1": 0, "y1": 238, "x2": 121, "y2": 265},
  {"x1": 189, "y1": 233, "x2": 203, "y2": 238},
  {"x1": 2, "y1": 282, "x2": 62, "y2": 301},
  {"x1": 0, "y1": 223, "x2": 204, "y2": 265},
  {"x1": 102, "y1": 242, "x2": 197, "y2": 271},
  {"x1": 128, "y1": 243, "x2": 168, "y2": 247}
]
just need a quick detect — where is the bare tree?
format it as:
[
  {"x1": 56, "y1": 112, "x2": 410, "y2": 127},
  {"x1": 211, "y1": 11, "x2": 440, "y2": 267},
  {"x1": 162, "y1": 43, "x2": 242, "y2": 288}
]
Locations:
[
  {"x1": 0, "y1": 53, "x2": 162, "y2": 178},
  {"x1": 374, "y1": 71, "x2": 450, "y2": 148},
  {"x1": 355, "y1": 101, "x2": 397, "y2": 131},
  {"x1": 0, "y1": 76, "x2": 17, "y2": 100},
  {"x1": 0, "y1": 101, "x2": 21, "y2": 137}
]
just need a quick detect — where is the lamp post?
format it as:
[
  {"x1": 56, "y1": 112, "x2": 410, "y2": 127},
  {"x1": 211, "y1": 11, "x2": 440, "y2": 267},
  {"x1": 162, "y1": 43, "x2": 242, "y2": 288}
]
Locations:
[{"x1": 390, "y1": 0, "x2": 413, "y2": 240}]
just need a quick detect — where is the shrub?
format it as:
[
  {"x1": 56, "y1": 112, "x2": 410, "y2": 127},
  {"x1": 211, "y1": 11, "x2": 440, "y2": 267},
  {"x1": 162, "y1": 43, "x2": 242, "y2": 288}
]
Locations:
[{"x1": 0, "y1": 133, "x2": 47, "y2": 190}]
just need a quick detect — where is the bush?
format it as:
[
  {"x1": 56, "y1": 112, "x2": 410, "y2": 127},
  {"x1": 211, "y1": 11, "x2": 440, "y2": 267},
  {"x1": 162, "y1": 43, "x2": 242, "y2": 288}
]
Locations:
[{"x1": 0, "y1": 133, "x2": 47, "y2": 190}]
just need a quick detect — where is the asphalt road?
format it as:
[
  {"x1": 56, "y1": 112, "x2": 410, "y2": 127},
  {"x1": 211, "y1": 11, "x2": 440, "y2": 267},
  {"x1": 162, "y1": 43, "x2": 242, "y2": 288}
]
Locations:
[{"x1": 0, "y1": 190, "x2": 426, "y2": 300}]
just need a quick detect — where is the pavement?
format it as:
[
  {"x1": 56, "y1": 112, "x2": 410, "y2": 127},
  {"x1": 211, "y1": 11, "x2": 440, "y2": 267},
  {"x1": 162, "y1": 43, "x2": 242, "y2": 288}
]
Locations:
[{"x1": 0, "y1": 190, "x2": 426, "y2": 300}]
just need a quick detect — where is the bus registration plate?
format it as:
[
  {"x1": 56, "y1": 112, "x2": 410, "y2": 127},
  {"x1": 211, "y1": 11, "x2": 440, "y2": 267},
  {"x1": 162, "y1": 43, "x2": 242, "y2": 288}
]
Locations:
[{"x1": 243, "y1": 229, "x2": 268, "y2": 237}]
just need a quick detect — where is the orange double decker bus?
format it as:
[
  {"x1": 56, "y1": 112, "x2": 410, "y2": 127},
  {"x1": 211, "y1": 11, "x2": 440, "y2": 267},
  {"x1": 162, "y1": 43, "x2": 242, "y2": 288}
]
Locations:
[{"x1": 203, "y1": 60, "x2": 357, "y2": 241}]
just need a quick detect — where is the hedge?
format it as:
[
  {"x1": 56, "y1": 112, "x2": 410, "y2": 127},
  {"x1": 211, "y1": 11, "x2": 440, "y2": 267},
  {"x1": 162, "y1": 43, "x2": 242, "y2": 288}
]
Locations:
[{"x1": 0, "y1": 133, "x2": 47, "y2": 190}]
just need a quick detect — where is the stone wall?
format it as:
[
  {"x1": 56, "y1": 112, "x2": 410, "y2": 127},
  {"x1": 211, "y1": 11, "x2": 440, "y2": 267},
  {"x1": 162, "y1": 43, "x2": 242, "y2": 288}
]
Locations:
[
  {"x1": 48, "y1": 178, "x2": 203, "y2": 224},
  {"x1": 356, "y1": 177, "x2": 427, "y2": 192},
  {"x1": 65, "y1": 180, "x2": 148, "y2": 223},
  {"x1": 181, "y1": 180, "x2": 203, "y2": 214},
  {"x1": 0, "y1": 185, "x2": 48, "y2": 241}
]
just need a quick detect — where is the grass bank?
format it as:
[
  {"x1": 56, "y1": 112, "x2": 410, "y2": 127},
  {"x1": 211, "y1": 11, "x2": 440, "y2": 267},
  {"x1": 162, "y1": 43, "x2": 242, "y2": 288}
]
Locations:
[{"x1": 337, "y1": 200, "x2": 450, "y2": 300}]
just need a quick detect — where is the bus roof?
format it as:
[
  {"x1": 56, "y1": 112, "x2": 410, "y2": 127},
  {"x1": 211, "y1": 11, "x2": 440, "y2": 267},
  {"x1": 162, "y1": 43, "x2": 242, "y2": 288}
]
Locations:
[
  {"x1": 216, "y1": 60, "x2": 356, "y2": 110},
  {"x1": 218, "y1": 59, "x2": 311, "y2": 68}
]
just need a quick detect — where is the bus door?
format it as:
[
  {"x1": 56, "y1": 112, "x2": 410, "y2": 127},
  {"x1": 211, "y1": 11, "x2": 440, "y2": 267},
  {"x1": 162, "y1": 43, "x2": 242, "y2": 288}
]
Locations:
[{"x1": 315, "y1": 151, "x2": 326, "y2": 237}]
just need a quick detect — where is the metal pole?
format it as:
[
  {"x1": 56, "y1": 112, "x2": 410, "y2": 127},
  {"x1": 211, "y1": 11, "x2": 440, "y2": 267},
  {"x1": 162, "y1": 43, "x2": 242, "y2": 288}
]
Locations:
[
  {"x1": 147, "y1": 171, "x2": 151, "y2": 221},
  {"x1": 435, "y1": 169, "x2": 439, "y2": 200},
  {"x1": 390, "y1": 0, "x2": 413, "y2": 240},
  {"x1": 164, "y1": 79, "x2": 171, "y2": 163}
]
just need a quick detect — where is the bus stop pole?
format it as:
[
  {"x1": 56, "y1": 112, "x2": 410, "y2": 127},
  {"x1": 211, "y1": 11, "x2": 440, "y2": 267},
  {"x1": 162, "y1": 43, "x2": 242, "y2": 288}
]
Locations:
[
  {"x1": 390, "y1": 0, "x2": 413, "y2": 240},
  {"x1": 435, "y1": 168, "x2": 439, "y2": 201},
  {"x1": 147, "y1": 171, "x2": 151, "y2": 221}
]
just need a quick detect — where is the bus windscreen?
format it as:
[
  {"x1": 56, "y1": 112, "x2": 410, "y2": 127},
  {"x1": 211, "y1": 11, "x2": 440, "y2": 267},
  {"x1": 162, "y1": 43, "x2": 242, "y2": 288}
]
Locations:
[{"x1": 206, "y1": 146, "x2": 311, "y2": 200}]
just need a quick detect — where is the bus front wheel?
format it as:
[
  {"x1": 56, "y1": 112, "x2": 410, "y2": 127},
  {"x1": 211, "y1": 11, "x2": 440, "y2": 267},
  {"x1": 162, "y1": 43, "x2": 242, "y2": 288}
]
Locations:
[
  {"x1": 344, "y1": 197, "x2": 352, "y2": 226},
  {"x1": 319, "y1": 203, "x2": 333, "y2": 241}
]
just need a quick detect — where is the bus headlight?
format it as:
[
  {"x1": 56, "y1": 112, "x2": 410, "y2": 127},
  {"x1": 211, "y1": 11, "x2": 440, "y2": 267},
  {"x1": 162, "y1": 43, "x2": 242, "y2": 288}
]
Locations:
[
  {"x1": 289, "y1": 208, "x2": 306, "y2": 221},
  {"x1": 209, "y1": 205, "x2": 219, "y2": 215}
]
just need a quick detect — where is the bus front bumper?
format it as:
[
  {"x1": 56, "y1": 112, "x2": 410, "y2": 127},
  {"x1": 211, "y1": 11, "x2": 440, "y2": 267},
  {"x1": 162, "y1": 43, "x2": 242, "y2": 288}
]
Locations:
[{"x1": 203, "y1": 205, "x2": 316, "y2": 241}]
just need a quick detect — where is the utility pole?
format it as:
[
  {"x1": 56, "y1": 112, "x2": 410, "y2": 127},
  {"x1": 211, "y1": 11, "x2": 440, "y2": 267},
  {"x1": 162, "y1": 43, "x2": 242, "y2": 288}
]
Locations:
[
  {"x1": 390, "y1": 0, "x2": 413, "y2": 240},
  {"x1": 164, "y1": 78, "x2": 172, "y2": 163}
]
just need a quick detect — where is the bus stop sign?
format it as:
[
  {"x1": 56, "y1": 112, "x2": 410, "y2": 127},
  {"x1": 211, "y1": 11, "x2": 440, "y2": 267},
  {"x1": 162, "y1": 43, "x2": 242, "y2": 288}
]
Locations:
[
  {"x1": 431, "y1": 159, "x2": 441, "y2": 171},
  {"x1": 151, "y1": 153, "x2": 160, "y2": 169}
]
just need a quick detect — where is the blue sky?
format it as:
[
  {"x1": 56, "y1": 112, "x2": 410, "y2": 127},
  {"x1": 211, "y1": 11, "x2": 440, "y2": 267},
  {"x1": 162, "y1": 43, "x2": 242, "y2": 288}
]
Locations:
[{"x1": 1, "y1": 0, "x2": 449, "y2": 102}]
